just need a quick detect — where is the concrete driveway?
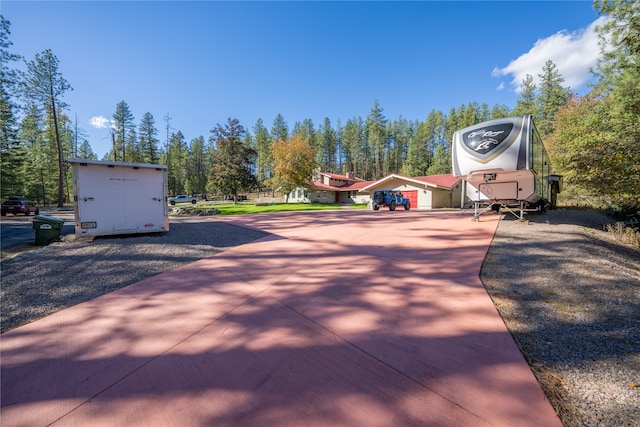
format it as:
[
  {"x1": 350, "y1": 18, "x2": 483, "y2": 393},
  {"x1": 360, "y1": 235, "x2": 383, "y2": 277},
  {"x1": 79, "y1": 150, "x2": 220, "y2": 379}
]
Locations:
[{"x1": 0, "y1": 210, "x2": 561, "y2": 426}]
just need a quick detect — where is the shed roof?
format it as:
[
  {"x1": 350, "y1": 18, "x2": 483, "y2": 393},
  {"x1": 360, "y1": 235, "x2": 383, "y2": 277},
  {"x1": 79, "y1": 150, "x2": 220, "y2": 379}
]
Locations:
[{"x1": 68, "y1": 158, "x2": 167, "y2": 170}]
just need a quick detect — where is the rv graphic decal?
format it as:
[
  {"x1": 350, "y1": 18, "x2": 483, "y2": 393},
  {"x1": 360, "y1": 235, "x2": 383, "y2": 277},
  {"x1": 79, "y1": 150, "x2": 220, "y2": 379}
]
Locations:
[{"x1": 462, "y1": 122, "x2": 513, "y2": 158}]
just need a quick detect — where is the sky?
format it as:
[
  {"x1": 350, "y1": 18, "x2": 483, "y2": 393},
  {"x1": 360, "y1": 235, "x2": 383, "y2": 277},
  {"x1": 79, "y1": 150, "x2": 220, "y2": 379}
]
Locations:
[{"x1": 4, "y1": 1, "x2": 606, "y2": 159}]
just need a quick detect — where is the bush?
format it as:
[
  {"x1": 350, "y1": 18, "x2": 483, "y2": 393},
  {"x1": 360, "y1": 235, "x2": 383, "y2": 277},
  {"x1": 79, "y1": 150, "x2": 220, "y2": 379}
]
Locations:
[{"x1": 605, "y1": 221, "x2": 640, "y2": 248}]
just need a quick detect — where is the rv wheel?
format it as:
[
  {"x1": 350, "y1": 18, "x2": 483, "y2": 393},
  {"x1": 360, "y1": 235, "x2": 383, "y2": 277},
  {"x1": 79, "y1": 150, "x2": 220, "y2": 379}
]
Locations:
[
  {"x1": 389, "y1": 201, "x2": 396, "y2": 211},
  {"x1": 373, "y1": 204, "x2": 380, "y2": 211},
  {"x1": 404, "y1": 201, "x2": 410, "y2": 210}
]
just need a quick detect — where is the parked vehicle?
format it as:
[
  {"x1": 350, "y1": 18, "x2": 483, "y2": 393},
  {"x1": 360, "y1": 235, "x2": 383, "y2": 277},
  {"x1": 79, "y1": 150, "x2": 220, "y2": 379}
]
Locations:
[
  {"x1": 1, "y1": 197, "x2": 39, "y2": 216},
  {"x1": 371, "y1": 190, "x2": 410, "y2": 211},
  {"x1": 452, "y1": 115, "x2": 561, "y2": 221},
  {"x1": 168, "y1": 195, "x2": 199, "y2": 205}
]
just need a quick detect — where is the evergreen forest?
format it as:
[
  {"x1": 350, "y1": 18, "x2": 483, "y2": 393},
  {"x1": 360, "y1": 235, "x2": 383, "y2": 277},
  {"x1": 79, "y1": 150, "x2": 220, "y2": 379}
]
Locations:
[{"x1": 1, "y1": 1, "x2": 638, "y2": 213}]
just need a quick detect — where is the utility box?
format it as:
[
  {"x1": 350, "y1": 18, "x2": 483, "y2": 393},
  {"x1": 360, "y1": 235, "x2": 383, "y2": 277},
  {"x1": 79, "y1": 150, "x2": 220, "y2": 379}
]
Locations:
[{"x1": 68, "y1": 159, "x2": 169, "y2": 237}]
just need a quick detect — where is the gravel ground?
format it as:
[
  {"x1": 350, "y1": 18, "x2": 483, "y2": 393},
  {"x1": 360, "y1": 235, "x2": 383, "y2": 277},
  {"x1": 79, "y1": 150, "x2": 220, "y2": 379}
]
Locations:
[
  {"x1": 1, "y1": 210, "x2": 638, "y2": 426},
  {"x1": 0, "y1": 220, "x2": 268, "y2": 333},
  {"x1": 480, "y1": 209, "x2": 640, "y2": 427}
]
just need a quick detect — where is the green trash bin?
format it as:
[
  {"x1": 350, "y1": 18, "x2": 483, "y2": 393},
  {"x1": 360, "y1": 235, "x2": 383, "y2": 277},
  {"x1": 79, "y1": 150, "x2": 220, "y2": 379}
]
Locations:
[{"x1": 32, "y1": 215, "x2": 65, "y2": 246}]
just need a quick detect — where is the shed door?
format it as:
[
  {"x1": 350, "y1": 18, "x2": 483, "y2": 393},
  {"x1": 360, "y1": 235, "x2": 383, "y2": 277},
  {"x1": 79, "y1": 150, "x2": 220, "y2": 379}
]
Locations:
[
  {"x1": 403, "y1": 190, "x2": 418, "y2": 208},
  {"x1": 120, "y1": 167, "x2": 165, "y2": 230},
  {"x1": 76, "y1": 166, "x2": 127, "y2": 233}
]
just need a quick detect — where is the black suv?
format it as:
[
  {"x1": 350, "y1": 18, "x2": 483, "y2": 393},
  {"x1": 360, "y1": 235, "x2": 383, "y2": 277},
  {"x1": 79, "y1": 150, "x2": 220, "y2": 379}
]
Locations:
[{"x1": 1, "y1": 197, "x2": 40, "y2": 216}]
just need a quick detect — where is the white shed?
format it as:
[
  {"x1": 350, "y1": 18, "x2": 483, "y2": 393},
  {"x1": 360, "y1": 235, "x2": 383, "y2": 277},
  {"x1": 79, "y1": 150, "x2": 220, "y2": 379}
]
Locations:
[{"x1": 69, "y1": 159, "x2": 169, "y2": 237}]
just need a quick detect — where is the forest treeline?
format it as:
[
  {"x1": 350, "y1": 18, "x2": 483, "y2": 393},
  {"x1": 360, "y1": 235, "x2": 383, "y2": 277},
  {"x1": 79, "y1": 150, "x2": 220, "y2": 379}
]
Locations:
[{"x1": 1, "y1": 1, "x2": 638, "y2": 212}]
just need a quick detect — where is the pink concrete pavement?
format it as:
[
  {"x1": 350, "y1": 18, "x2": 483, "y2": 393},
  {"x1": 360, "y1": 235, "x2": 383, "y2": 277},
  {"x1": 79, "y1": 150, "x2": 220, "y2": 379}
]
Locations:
[{"x1": 1, "y1": 210, "x2": 562, "y2": 426}]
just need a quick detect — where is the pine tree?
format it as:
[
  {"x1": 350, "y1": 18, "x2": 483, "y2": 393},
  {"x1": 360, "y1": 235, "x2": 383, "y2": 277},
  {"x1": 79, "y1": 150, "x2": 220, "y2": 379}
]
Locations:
[
  {"x1": 21, "y1": 49, "x2": 72, "y2": 207},
  {"x1": 18, "y1": 106, "x2": 45, "y2": 202},
  {"x1": 0, "y1": 16, "x2": 23, "y2": 198},
  {"x1": 138, "y1": 112, "x2": 160, "y2": 164},
  {"x1": 125, "y1": 127, "x2": 139, "y2": 163},
  {"x1": 341, "y1": 118, "x2": 362, "y2": 177},
  {"x1": 293, "y1": 118, "x2": 315, "y2": 143},
  {"x1": 112, "y1": 101, "x2": 135, "y2": 162},
  {"x1": 316, "y1": 117, "x2": 336, "y2": 171},
  {"x1": 512, "y1": 74, "x2": 537, "y2": 117},
  {"x1": 490, "y1": 104, "x2": 511, "y2": 120},
  {"x1": 404, "y1": 121, "x2": 428, "y2": 177},
  {"x1": 365, "y1": 100, "x2": 387, "y2": 179},
  {"x1": 186, "y1": 136, "x2": 208, "y2": 196},
  {"x1": 537, "y1": 60, "x2": 571, "y2": 137},
  {"x1": 19, "y1": 105, "x2": 69, "y2": 205},
  {"x1": 77, "y1": 139, "x2": 97, "y2": 160},
  {"x1": 404, "y1": 110, "x2": 443, "y2": 177},
  {"x1": 387, "y1": 116, "x2": 411, "y2": 174},
  {"x1": 478, "y1": 103, "x2": 491, "y2": 122},
  {"x1": 426, "y1": 144, "x2": 451, "y2": 175},
  {"x1": 271, "y1": 113, "x2": 289, "y2": 142},
  {"x1": 252, "y1": 118, "x2": 272, "y2": 184},
  {"x1": 167, "y1": 131, "x2": 187, "y2": 195},
  {"x1": 341, "y1": 119, "x2": 353, "y2": 175},
  {"x1": 335, "y1": 119, "x2": 343, "y2": 173},
  {"x1": 461, "y1": 102, "x2": 481, "y2": 127}
]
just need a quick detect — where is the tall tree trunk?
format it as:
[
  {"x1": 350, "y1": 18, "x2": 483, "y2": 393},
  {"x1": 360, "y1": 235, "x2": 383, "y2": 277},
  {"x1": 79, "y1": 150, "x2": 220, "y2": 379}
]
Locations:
[
  {"x1": 49, "y1": 79, "x2": 64, "y2": 207},
  {"x1": 111, "y1": 130, "x2": 117, "y2": 161}
]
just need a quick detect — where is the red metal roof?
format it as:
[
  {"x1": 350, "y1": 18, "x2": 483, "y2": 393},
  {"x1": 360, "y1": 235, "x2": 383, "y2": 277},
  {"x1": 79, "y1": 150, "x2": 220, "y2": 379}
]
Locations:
[
  {"x1": 308, "y1": 172, "x2": 459, "y2": 192},
  {"x1": 309, "y1": 180, "x2": 373, "y2": 191},
  {"x1": 360, "y1": 173, "x2": 461, "y2": 191},
  {"x1": 307, "y1": 171, "x2": 371, "y2": 192}
]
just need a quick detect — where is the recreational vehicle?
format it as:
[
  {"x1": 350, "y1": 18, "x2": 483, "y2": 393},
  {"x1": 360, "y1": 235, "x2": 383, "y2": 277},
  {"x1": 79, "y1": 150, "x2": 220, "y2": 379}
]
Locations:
[{"x1": 452, "y1": 115, "x2": 561, "y2": 220}]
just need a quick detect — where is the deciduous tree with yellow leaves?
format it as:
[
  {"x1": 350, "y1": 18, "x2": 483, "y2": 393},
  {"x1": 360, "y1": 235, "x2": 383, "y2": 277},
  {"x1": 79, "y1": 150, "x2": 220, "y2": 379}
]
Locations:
[{"x1": 267, "y1": 135, "x2": 317, "y2": 202}]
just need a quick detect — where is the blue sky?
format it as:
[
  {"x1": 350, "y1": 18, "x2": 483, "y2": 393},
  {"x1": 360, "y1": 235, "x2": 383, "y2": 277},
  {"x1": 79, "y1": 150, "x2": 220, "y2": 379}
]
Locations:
[{"x1": 5, "y1": 1, "x2": 604, "y2": 158}]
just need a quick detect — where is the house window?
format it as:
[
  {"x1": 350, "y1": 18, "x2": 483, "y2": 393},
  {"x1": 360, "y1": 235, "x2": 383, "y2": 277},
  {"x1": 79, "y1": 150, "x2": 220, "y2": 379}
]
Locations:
[{"x1": 297, "y1": 189, "x2": 302, "y2": 198}]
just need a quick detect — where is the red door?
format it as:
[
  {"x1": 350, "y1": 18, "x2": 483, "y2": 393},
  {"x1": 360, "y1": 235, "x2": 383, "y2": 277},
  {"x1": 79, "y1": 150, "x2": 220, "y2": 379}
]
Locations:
[{"x1": 403, "y1": 190, "x2": 418, "y2": 208}]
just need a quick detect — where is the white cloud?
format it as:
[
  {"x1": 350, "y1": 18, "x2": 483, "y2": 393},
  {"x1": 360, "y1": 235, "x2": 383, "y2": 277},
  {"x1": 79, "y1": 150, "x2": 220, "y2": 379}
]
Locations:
[
  {"x1": 90, "y1": 115, "x2": 110, "y2": 129},
  {"x1": 493, "y1": 16, "x2": 609, "y2": 93}
]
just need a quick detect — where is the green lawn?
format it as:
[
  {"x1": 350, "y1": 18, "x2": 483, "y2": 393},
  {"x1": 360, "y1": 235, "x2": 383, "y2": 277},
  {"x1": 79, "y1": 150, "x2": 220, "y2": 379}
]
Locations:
[{"x1": 194, "y1": 202, "x2": 368, "y2": 216}]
